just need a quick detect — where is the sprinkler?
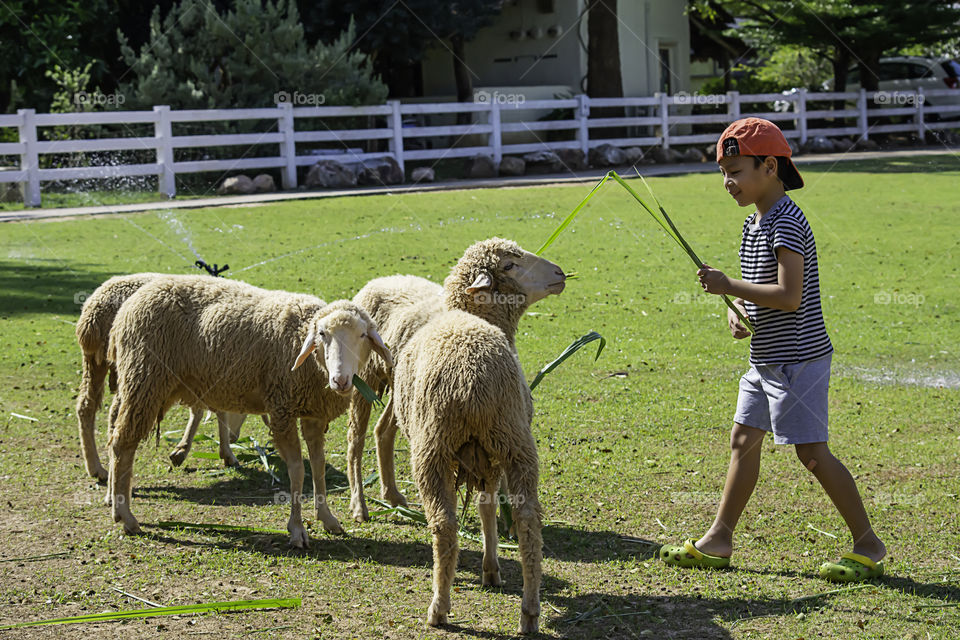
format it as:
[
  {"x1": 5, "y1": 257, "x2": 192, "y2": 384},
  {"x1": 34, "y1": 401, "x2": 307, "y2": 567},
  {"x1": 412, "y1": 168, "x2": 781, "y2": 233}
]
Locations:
[{"x1": 195, "y1": 260, "x2": 229, "y2": 277}]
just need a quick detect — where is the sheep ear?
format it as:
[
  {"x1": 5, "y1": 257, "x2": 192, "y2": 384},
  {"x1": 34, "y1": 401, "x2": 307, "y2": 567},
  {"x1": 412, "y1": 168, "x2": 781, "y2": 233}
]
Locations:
[
  {"x1": 367, "y1": 327, "x2": 394, "y2": 369},
  {"x1": 291, "y1": 329, "x2": 316, "y2": 371},
  {"x1": 465, "y1": 270, "x2": 492, "y2": 293}
]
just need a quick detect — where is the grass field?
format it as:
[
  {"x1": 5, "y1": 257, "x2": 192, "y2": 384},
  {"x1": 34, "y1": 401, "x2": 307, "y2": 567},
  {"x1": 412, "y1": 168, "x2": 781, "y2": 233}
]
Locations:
[{"x1": 0, "y1": 154, "x2": 958, "y2": 639}]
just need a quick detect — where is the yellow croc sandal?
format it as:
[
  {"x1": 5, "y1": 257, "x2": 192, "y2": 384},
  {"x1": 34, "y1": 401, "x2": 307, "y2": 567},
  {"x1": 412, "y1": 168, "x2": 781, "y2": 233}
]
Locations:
[
  {"x1": 819, "y1": 552, "x2": 884, "y2": 583},
  {"x1": 659, "y1": 539, "x2": 731, "y2": 569}
]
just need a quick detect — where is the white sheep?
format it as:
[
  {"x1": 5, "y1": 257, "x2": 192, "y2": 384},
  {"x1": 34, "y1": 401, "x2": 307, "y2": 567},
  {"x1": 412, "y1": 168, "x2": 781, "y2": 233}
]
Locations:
[
  {"x1": 392, "y1": 238, "x2": 566, "y2": 634},
  {"x1": 345, "y1": 274, "x2": 444, "y2": 522},
  {"x1": 75, "y1": 273, "x2": 243, "y2": 481},
  {"x1": 105, "y1": 275, "x2": 392, "y2": 548}
]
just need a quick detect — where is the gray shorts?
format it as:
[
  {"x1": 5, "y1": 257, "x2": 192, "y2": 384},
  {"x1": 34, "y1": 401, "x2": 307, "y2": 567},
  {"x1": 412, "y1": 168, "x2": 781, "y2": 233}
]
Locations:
[{"x1": 734, "y1": 354, "x2": 831, "y2": 445}]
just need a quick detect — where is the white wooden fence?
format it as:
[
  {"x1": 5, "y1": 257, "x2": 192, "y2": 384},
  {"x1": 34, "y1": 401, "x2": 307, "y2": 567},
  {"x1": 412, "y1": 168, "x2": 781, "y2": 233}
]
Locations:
[{"x1": 1, "y1": 88, "x2": 957, "y2": 207}]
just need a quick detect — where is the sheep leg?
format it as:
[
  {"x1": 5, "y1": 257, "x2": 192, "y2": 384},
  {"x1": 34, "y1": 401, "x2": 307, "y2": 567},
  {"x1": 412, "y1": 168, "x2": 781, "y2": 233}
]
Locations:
[
  {"x1": 216, "y1": 412, "x2": 242, "y2": 467},
  {"x1": 417, "y1": 453, "x2": 458, "y2": 627},
  {"x1": 76, "y1": 352, "x2": 109, "y2": 482},
  {"x1": 346, "y1": 392, "x2": 373, "y2": 522},
  {"x1": 301, "y1": 418, "x2": 344, "y2": 534},
  {"x1": 271, "y1": 418, "x2": 309, "y2": 549},
  {"x1": 478, "y1": 477, "x2": 502, "y2": 587},
  {"x1": 107, "y1": 398, "x2": 144, "y2": 535},
  {"x1": 168, "y1": 407, "x2": 205, "y2": 467},
  {"x1": 506, "y1": 458, "x2": 542, "y2": 635},
  {"x1": 374, "y1": 396, "x2": 407, "y2": 507}
]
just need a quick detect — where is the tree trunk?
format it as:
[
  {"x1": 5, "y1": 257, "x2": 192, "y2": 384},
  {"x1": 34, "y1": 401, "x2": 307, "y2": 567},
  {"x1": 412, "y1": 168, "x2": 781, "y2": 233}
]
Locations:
[
  {"x1": 587, "y1": 0, "x2": 624, "y2": 138},
  {"x1": 858, "y1": 51, "x2": 881, "y2": 92},
  {"x1": 451, "y1": 34, "x2": 473, "y2": 125},
  {"x1": 831, "y1": 47, "x2": 851, "y2": 114}
]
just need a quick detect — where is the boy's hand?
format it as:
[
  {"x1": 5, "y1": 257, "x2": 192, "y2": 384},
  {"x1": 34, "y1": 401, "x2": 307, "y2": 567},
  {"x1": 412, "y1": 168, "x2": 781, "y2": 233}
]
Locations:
[
  {"x1": 697, "y1": 263, "x2": 729, "y2": 295},
  {"x1": 728, "y1": 303, "x2": 751, "y2": 339}
]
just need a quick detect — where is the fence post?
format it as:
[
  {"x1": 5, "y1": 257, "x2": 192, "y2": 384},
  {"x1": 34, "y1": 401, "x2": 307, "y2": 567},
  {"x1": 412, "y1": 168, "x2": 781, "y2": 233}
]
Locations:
[
  {"x1": 576, "y1": 94, "x2": 590, "y2": 155},
  {"x1": 915, "y1": 87, "x2": 925, "y2": 141},
  {"x1": 153, "y1": 105, "x2": 176, "y2": 198},
  {"x1": 797, "y1": 89, "x2": 808, "y2": 145},
  {"x1": 858, "y1": 88, "x2": 869, "y2": 141},
  {"x1": 17, "y1": 109, "x2": 41, "y2": 207},
  {"x1": 725, "y1": 90, "x2": 740, "y2": 124},
  {"x1": 489, "y1": 100, "x2": 502, "y2": 165},
  {"x1": 659, "y1": 92, "x2": 670, "y2": 148},
  {"x1": 387, "y1": 100, "x2": 405, "y2": 175},
  {"x1": 277, "y1": 102, "x2": 297, "y2": 189}
]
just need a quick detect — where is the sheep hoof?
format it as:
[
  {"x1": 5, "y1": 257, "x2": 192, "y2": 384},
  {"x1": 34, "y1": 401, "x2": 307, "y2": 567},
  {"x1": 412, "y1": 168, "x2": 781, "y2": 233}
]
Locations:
[
  {"x1": 321, "y1": 518, "x2": 344, "y2": 535},
  {"x1": 168, "y1": 447, "x2": 188, "y2": 467},
  {"x1": 482, "y1": 571, "x2": 502, "y2": 587},
  {"x1": 288, "y1": 528, "x2": 310, "y2": 549},
  {"x1": 92, "y1": 466, "x2": 108, "y2": 483},
  {"x1": 222, "y1": 455, "x2": 240, "y2": 468},
  {"x1": 351, "y1": 505, "x2": 369, "y2": 523},
  {"x1": 384, "y1": 490, "x2": 408, "y2": 508},
  {"x1": 426, "y1": 604, "x2": 448, "y2": 627},
  {"x1": 518, "y1": 613, "x2": 539, "y2": 635}
]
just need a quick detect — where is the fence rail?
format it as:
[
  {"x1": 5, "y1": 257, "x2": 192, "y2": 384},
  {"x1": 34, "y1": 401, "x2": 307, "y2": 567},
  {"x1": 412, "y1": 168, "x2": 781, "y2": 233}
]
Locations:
[{"x1": 1, "y1": 88, "x2": 957, "y2": 207}]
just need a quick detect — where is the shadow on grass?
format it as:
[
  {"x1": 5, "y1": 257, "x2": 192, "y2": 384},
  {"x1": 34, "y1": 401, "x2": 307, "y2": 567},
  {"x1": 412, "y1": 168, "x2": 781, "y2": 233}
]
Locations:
[{"x1": 0, "y1": 259, "x2": 117, "y2": 317}]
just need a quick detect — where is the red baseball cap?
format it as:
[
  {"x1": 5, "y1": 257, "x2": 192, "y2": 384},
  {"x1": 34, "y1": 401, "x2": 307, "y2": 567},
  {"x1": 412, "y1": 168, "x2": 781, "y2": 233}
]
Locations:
[{"x1": 716, "y1": 117, "x2": 804, "y2": 190}]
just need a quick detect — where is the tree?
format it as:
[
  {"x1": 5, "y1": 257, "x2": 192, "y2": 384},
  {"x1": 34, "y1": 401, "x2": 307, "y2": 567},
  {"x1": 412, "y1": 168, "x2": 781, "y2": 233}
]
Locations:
[
  {"x1": 586, "y1": 0, "x2": 624, "y2": 137},
  {"x1": 118, "y1": 0, "x2": 387, "y2": 109},
  {"x1": 300, "y1": 0, "x2": 504, "y2": 102},
  {"x1": 700, "y1": 1, "x2": 960, "y2": 92}
]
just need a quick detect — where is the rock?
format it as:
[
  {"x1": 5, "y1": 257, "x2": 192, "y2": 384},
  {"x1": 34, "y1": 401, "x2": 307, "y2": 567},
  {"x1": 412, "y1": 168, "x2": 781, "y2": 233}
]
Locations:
[
  {"x1": 498, "y1": 156, "x2": 526, "y2": 176},
  {"x1": 305, "y1": 159, "x2": 357, "y2": 188},
  {"x1": 588, "y1": 143, "x2": 626, "y2": 167},
  {"x1": 467, "y1": 154, "x2": 497, "y2": 179},
  {"x1": 0, "y1": 180, "x2": 22, "y2": 203},
  {"x1": 856, "y1": 138, "x2": 879, "y2": 151},
  {"x1": 410, "y1": 166, "x2": 435, "y2": 183},
  {"x1": 522, "y1": 150, "x2": 564, "y2": 174},
  {"x1": 216, "y1": 175, "x2": 255, "y2": 195},
  {"x1": 357, "y1": 166, "x2": 382, "y2": 186},
  {"x1": 787, "y1": 139, "x2": 800, "y2": 156},
  {"x1": 836, "y1": 138, "x2": 857, "y2": 153},
  {"x1": 374, "y1": 156, "x2": 404, "y2": 185},
  {"x1": 680, "y1": 147, "x2": 706, "y2": 163},
  {"x1": 555, "y1": 148, "x2": 586, "y2": 171},
  {"x1": 807, "y1": 136, "x2": 835, "y2": 153},
  {"x1": 623, "y1": 146, "x2": 645, "y2": 165},
  {"x1": 251, "y1": 173, "x2": 276, "y2": 193},
  {"x1": 650, "y1": 147, "x2": 682, "y2": 164},
  {"x1": 704, "y1": 145, "x2": 717, "y2": 160}
]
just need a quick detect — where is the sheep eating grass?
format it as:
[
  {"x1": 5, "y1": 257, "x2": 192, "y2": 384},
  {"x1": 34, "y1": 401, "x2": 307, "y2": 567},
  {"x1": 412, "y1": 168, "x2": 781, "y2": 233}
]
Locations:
[{"x1": 105, "y1": 275, "x2": 391, "y2": 548}]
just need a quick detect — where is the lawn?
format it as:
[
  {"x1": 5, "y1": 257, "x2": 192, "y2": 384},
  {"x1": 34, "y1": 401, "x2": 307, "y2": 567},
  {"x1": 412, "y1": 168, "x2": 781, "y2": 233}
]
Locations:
[{"x1": 0, "y1": 154, "x2": 957, "y2": 639}]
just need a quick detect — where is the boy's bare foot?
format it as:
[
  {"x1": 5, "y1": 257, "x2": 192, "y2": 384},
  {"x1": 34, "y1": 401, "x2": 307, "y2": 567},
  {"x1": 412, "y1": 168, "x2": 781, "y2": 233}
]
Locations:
[
  {"x1": 694, "y1": 533, "x2": 733, "y2": 559},
  {"x1": 853, "y1": 535, "x2": 886, "y2": 564}
]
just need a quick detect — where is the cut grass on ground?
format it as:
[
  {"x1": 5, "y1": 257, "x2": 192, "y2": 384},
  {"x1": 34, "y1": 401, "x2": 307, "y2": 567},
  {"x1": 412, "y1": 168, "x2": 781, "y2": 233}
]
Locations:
[{"x1": 0, "y1": 154, "x2": 958, "y2": 639}]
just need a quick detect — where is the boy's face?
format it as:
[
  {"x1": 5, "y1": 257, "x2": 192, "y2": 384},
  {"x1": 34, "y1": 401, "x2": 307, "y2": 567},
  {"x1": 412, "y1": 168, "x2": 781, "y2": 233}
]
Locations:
[{"x1": 718, "y1": 155, "x2": 778, "y2": 207}]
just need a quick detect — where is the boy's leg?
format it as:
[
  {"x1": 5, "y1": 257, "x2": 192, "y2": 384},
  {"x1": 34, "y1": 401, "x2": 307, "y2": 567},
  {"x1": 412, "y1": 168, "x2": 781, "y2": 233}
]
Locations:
[
  {"x1": 695, "y1": 422, "x2": 767, "y2": 558},
  {"x1": 794, "y1": 442, "x2": 886, "y2": 562}
]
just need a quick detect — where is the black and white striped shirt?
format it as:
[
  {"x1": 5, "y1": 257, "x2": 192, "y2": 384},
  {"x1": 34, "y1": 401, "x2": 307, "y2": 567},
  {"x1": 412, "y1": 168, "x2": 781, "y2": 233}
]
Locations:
[{"x1": 739, "y1": 195, "x2": 833, "y2": 365}]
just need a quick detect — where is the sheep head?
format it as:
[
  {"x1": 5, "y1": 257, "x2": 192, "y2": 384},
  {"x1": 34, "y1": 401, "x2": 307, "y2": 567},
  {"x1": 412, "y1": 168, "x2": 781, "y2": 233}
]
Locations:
[
  {"x1": 291, "y1": 300, "x2": 393, "y2": 396},
  {"x1": 444, "y1": 238, "x2": 565, "y2": 332}
]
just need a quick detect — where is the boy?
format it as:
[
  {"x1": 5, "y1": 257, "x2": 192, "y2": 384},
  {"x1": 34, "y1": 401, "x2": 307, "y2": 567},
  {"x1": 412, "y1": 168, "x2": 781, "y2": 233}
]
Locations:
[{"x1": 658, "y1": 118, "x2": 886, "y2": 582}]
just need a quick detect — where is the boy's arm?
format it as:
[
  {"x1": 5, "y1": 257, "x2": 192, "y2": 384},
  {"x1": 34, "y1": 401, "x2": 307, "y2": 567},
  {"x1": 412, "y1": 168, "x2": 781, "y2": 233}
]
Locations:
[{"x1": 698, "y1": 248, "x2": 803, "y2": 312}]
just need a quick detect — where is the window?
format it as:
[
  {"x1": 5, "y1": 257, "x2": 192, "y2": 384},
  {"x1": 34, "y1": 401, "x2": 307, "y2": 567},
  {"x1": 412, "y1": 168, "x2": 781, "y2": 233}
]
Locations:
[{"x1": 659, "y1": 47, "x2": 672, "y2": 95}]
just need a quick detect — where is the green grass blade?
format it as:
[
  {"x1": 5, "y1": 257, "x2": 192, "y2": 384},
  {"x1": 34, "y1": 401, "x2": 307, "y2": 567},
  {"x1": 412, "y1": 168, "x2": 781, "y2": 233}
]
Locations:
[
  {"x1": 155, "y1": 520, "x2": 289, "y2": 536},
  {"x1": 250, "y1": 437, "x2": 281, "y2": 484},
  {"x1": 536, "y1": 172, "x2": 612, "y2": 255},
  {"x1": 0, "y1": 598, "x2": 301, "y2": 630},
  {"x1": 529, "y1": 331, "x2": 606, "y2": 391},
  {"x1": 352, "y1": 374, "x2": 384, "y2": 408}
]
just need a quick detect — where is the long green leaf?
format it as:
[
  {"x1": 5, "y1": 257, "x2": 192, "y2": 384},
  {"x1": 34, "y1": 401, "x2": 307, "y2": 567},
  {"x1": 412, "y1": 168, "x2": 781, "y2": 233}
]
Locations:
[
  {"x1": 155, "y1": 520, "x2": 288, "y2": 536},
  {"x1": 529, "y1": 331, "x2": 606, "y2": 391},
  {"x1": 538, "y1": 169, "x2": 754, "y2": 333},
  {"x1": 0, "y1": 598, "x2": 300, "y2": 630},
  {"x1": 368, "y1": 499, "x2": 518, "y2": 549},
  {"x1": 352, "y1": 374, "x2": 384, "y2": 408}
]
